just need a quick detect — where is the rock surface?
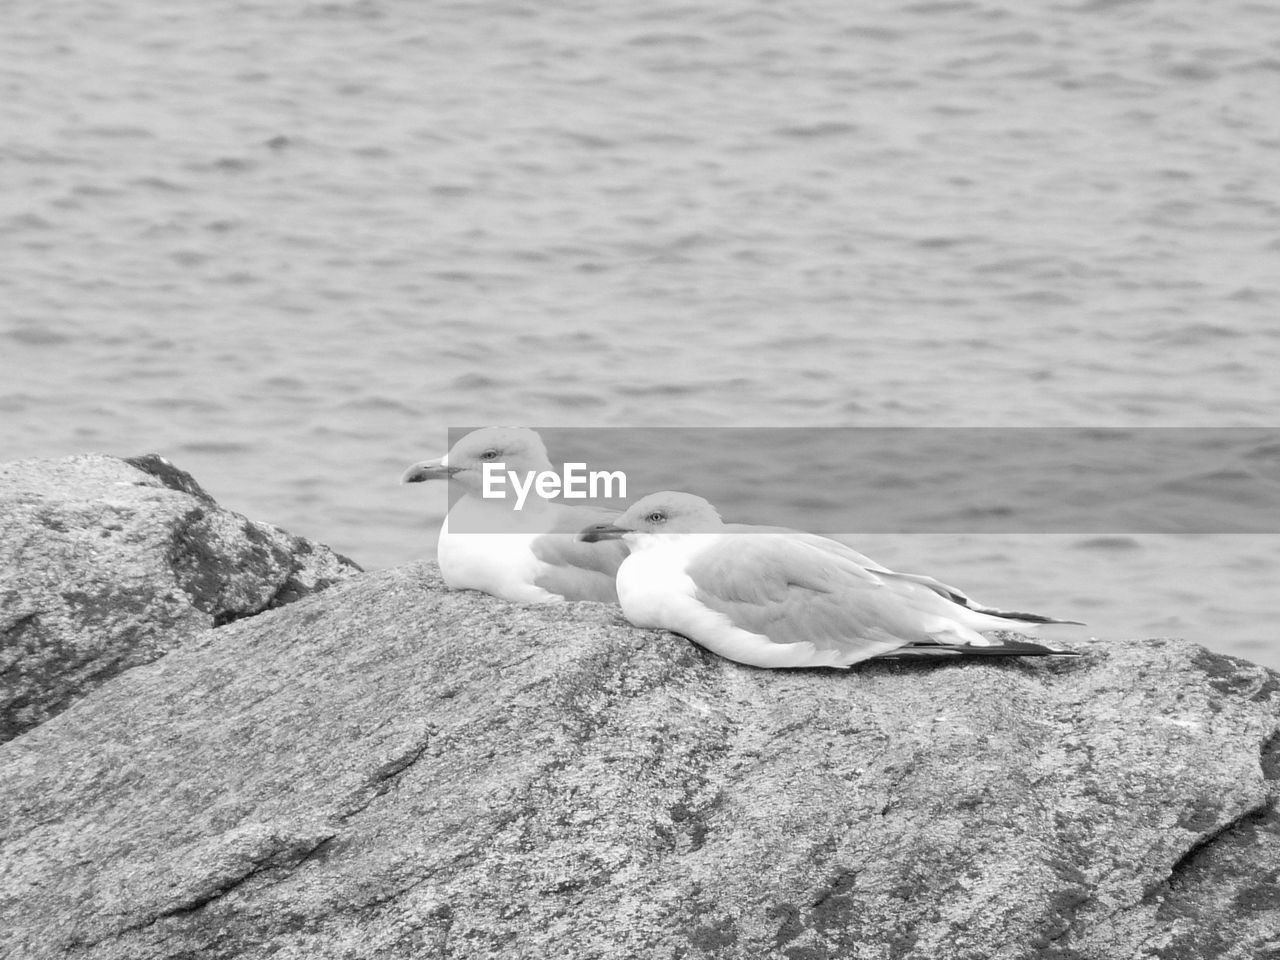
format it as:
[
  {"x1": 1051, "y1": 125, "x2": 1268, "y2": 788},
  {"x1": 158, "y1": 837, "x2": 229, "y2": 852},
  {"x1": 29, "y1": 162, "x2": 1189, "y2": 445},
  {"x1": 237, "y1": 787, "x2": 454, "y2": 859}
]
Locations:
[
  {"x1": 0, "y1": 454, "x2": 361, "y2": 741},
  {"x1": 1, "y1": 556, "x2": 1278, "y2": 960}
]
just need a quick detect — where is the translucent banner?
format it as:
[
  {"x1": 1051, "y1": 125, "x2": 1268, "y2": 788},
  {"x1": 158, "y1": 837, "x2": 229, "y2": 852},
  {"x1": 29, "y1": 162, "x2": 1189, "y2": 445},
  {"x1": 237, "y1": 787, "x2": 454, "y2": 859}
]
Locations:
[{"x1": 427, "y1": 427, "x2": 1280, "y2": 534}]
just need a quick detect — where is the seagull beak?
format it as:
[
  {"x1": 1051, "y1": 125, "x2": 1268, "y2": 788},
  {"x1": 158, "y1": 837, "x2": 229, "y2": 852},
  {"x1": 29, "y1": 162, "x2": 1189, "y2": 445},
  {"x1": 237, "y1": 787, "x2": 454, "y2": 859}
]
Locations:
[
  {"x1": 401, "y1": 457, "x2": 460, "y2": 484},
  {"x1": 579, "y1": 522, "x2": 629, "y2": 543}
]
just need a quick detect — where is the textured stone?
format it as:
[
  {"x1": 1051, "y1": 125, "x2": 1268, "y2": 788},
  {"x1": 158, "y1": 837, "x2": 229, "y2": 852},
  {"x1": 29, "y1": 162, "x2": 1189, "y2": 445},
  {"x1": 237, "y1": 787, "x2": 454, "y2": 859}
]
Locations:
[
  {"x1": 0, "y1": 454, "x2": 361, "y2": 740},
  {"x1": 1, "y1": 560, "x2": 1276, "y2": 960}
]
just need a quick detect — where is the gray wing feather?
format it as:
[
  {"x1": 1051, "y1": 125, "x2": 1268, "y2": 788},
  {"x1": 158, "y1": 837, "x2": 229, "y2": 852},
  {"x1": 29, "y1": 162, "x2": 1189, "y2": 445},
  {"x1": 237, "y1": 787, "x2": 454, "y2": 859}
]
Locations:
[
  {"x1": 686, "y1": 537, "x2": 962, "y2": 661},
  {"x1": 726, "y1": 524, "x2": 1077, "y2": 624},
  {"x1": 529, "y1": 503, "x2": 627, "y2": 601}
]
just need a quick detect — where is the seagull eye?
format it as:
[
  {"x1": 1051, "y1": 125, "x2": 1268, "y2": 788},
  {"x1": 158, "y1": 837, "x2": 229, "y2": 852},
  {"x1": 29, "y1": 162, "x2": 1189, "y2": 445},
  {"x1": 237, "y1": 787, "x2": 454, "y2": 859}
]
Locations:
[
  {"x1": 479, "y1": 449, "x2": 500, "y2": 461},
  {"x1": 645, "y1": 511, "x2": 667, "y2": 524}
]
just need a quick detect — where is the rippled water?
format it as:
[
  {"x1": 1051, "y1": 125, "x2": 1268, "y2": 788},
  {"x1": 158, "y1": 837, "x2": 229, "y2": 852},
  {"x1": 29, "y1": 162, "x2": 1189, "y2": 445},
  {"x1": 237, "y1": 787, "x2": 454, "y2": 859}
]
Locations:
[{"x1": 2, "y1": 0, "x2": 1278, "y2": 666}]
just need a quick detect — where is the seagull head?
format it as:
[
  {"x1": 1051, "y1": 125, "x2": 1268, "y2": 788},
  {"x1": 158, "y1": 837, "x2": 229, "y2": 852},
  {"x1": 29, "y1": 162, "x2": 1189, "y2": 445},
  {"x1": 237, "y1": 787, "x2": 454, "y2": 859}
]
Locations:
[
  {"x1": 401, "y1": 426, "x2": 554, "y2": 494},
  {"x1": 579, "y1": 491, "x2": 725, "y2": 543}
]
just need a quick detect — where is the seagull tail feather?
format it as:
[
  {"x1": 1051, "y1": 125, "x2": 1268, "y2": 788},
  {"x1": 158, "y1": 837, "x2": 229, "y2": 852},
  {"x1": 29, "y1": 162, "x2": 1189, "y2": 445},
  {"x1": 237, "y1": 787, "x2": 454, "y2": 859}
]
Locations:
[{"x1": 877, "y1": 639, "x2": 1081, "y2": 660}]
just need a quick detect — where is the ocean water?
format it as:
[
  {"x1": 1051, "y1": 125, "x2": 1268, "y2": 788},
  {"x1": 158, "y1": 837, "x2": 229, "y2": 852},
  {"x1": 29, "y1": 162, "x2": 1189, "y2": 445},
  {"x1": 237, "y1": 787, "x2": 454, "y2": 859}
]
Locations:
[{"x1": 2, "y1": 0, "x2": 1278, "y2": 666}]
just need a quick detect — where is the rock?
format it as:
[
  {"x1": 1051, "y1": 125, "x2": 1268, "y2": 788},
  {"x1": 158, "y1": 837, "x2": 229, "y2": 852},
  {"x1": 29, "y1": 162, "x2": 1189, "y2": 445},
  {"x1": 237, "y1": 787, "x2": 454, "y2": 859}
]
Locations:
[
  {"x1": 1, "y1": 560, "x2": 1277, "y2": 960},
  {"x1": 0, "y1": 454, "x2": 361, "y2": 741}
]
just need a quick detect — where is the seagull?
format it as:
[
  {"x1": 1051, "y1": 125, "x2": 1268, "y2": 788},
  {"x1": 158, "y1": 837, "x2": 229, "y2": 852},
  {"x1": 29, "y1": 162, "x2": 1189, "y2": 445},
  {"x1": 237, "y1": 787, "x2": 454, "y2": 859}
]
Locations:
[
  {"x1": 402, "y1": 427, "x2": 626, "y2": 603},
  {"x1": 579, "y1": 491, "x2": 1081, "y2": 669}
]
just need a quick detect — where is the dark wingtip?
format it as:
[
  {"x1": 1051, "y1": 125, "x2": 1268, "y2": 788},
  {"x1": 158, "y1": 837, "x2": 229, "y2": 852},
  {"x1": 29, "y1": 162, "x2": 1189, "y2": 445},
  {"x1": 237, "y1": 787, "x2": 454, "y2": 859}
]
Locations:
[
  {"x1": 976, "y1": 607, "x2": 1086, "y2": 626},
  {"x1": 879, "y1": 640, "x2": 1082, "y2": 660}
]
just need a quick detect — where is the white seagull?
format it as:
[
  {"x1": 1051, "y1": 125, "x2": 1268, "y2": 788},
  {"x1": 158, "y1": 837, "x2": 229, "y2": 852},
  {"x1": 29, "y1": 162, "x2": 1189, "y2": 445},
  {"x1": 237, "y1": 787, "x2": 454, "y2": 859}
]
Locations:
[
  {"x1": 579, "y1": 491, "x2": 1081, "y2": 669},
  {"x1": 402, "y1": 427, "x2": 626, "y2": 603}
]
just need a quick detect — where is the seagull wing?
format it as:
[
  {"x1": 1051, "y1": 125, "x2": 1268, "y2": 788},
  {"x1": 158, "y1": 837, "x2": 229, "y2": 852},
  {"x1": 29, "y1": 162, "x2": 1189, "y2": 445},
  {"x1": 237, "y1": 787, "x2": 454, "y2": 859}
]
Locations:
[
  {"x1": 684, "y1": 535, "x2": 988, "y2": 666},
  {"x1": 528, "y1": 503, "x2": 628, "y2": 601},
  {"x1": 730, "y1": 525, "x2": 1080, "y2": 625}
]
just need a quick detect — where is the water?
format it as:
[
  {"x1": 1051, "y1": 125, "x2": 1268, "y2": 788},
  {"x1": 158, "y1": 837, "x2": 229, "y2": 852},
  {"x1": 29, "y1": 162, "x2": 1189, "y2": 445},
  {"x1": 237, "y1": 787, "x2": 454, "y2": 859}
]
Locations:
[{"x1": 2, "y1": 0, "x2": 1278, "y2": 666}]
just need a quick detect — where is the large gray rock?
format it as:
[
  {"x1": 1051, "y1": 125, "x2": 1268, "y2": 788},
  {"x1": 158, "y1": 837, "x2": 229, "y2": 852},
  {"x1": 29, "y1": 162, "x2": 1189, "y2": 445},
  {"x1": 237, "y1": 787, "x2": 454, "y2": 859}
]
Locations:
[
  {"x1": 0, "y1": 562, "x2": 1276, "y2": 960},
  {"x1": 0, "y1": 454, "x2": 361, "y2": 741}
]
